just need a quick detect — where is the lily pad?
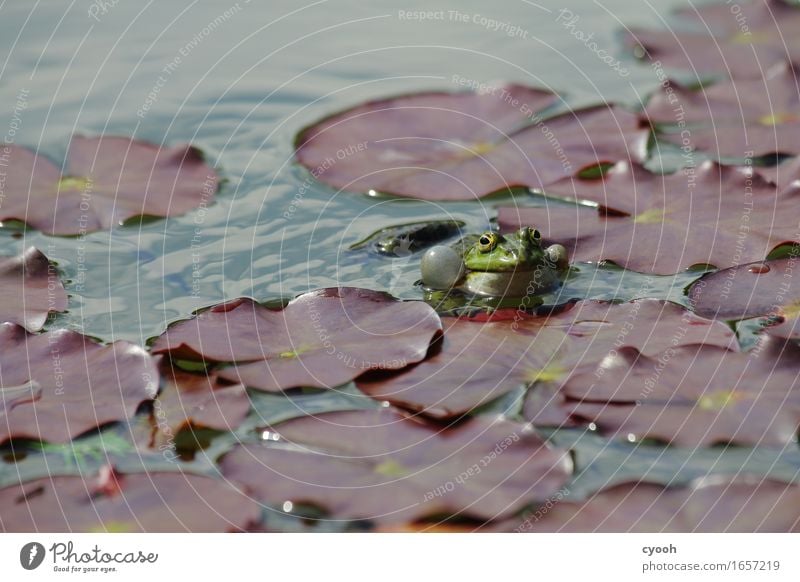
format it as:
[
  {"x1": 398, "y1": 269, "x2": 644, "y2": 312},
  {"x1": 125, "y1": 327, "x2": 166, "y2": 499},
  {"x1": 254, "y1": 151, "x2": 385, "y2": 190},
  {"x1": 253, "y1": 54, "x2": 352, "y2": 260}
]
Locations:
[
  {"x1": 244, "y1": 383, "x2": 380, "y2": 431},
  {"x1": 349, "y1": 219, "x2": 466, "y2": 257},
  {"x1": 358, "y1": 317, "x2": 568, "y2": 420},
  {"x1": 498, "y1": 163, "x2": 800, "y2": 274},
  {"x1": 560, "y1": 336, "x2": 800, "y2": 446},
  {"x1": 0, "y1": 323, "x2": 158, "y2": 444},
  {"x1": 0, "y1": 136, "x2": 218, "y2": 235},
  {"x1": 219, "y1": 409, "x2": 571, "y2": 525},
  {"x1": 358, "y1": 299, "x2": 736, "y2": 420},
  {"x1": 0, "y1": 466, "x2": 260, "y2": 532},
  {"x1": 0, "y1": 247, "x2": 67, "y2": 331},
  {"x1": 645, "y1": 62, "x2": 800, "y2": 158},
  {"x1": 754, "y1": 156, "x2": 800, "y2": 193},
  {"x1": 152, "y1": 288, "x2": 442, "y2": 391},
  {"x1": 508, "y1": 476, "x2": 800, "y2": 532},
  {"x1": 0, "y1": 424, "x2": 217, "y2": 491},
  {"x1": 688, "y1": 256, "x2": 800, "y2": 320},
  {"x1": 151, "y1": 360, "x2": 251, "y2": 448},
  {"x1": 295, "y1": 85, "x2": 647, "y2": 200},
  {"x1": 624, "y1": 0, "x2": 800, "y2": 79}
]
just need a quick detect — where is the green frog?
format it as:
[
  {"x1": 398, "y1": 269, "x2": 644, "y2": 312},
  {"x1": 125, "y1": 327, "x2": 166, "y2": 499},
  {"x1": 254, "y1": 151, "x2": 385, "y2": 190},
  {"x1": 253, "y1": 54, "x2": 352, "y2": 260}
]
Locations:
[{"x1": 420, "y1": 227, "x2": 568, "y2": 298}]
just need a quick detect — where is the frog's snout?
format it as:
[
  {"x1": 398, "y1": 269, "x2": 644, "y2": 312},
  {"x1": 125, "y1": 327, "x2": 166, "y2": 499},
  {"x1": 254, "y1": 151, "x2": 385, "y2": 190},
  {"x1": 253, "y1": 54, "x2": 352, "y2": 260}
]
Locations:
[{"x1": 420, "y1": 245, "x2": 465, "y2": 289}]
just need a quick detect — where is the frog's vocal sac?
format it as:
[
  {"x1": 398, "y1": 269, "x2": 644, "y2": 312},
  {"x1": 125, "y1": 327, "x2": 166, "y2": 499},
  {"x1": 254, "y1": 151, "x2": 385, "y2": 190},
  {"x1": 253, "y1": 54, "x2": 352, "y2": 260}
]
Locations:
[{"x1": 420, "y1": 227, "x2": 568, "y2": 297}]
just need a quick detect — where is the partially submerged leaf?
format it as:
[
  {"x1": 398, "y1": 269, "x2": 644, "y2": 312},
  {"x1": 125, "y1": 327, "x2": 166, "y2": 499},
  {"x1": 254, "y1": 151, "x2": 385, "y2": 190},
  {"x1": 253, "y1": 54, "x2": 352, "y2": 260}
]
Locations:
[
  {"x1": 548, "y1": 428, "x2": 800, "y2": 500},
  {"x1": 220, "y1": 409, "x2": 571, "y2": 525},
  {"x1": 0, "y1": 467, "x2": 260, "y2": 532},
  {"x1": 152, "y1": 288, "x2": 442, "y2": 391},
  {"x1": 0, "y1": 136, "x2": 218, "y2": 235},
  {"x1": 0, "y1": 324, "x2": 158, "y2": 444},
  {"x1": 296, "y1": 85, "x2": 647, "y2": 200},
  {"x1": 0, "y1": 247, "x2": 67, "y2": 331}
]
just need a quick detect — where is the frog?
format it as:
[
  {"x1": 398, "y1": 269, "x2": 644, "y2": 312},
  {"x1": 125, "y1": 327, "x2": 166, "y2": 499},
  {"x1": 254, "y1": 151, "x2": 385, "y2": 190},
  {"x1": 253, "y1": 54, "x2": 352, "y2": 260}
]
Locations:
[{"x1": 420, "y1": 227, "x2": 568, "y2": 298}]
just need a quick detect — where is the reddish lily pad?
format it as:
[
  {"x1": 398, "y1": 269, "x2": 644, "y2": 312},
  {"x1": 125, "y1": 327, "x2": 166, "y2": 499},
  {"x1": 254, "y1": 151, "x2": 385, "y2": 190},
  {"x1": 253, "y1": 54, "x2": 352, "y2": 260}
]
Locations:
[
  {"x1": 688, "y1": 256, "x2": 800, "y2": 320},
  {"x1": 509, "y1": 476, "x2": 800, "y2": 532},
  {"x1": 151, "y1": 360, "x2": 250, "y2": 448},
  {"x1": 560, "y1": 336, "x2": 800, "y2": 446},
  {"x1": 219, "y1": 409, "x2": 571, "y2": 525},
  {"x1": 645, "y1": 62, "x2": 800, "y2": 158},
  {"x1": 754, "y1": 156, "x2": 800, "y2": 193},
  {"x1": 152, "y1": 288, "x2": 442, "y2": 391},
  {"x1": 0, "y1": 136, "x2": 218, "y2": 235},
  {"x1": 0, "y1": 247, "x2": 67, "y2": 331},
  {"x1": 295, "y1": 85, "x2": 647, "y2": 200},
  {"x1": 499, "y1": 162, "x2": 800, "y2": 274},
  {"x1": 358, "y1": 299, "x2": 735, "y2": 420},
  {"x1": 0, "y1": 323, "x2": 158, "y2": 444},
  {"x1": 0, "y1": 466, "x2": 260, "y2": 532},
  {"x1": 676, "y1": 0, "x2": 800, "y2": 35},
  {"x1": 624, "y1": 0, "x2": 800, "y2": 79}
]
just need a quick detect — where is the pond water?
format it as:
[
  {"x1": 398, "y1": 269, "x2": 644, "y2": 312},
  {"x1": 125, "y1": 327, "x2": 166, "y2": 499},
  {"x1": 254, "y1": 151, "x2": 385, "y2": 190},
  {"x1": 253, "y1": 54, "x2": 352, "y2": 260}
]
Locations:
[{"x1": 2, "y1": 0, "x2": 698, "y2": 344}]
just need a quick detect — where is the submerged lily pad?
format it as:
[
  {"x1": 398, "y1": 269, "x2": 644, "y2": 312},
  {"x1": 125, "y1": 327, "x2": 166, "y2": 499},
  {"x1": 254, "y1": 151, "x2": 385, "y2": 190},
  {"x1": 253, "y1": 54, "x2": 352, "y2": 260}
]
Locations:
[
  {"x1": 499, "y1": 163, "x2": 800, "y2": 274},
  {"x1": 0, "y1": 136, "x2": 218, "y2": 235},
  {"x1": 349, "y1": 219, "x2": 465, "y2": 257},
  {"x1": 561, "y1": 336, "x2": 800, "y2": 446},
  {"x1": 0, "y1": 466, "x2": 260, "y2": 532},
  {"x1": 219, "y1": 409, "x2": 571, "y2": 525},
  {"x1": 547, "y1": 428, "x2": 800, "y2": 501},
  {"x1": 295, "y1": 84, "x2": 647, "y2": 200},
  {"x1": 624, "y1": 0, "x2": 800, "y2": 79},
  {"x1": 0, "y1": 324, "x2": 158, "y2": 444},
  {"x1": 508, "y1": 476, "x2": 800, "y2": 532},
  {"x1": 0, "y1": 423, "x2": 216, "y2": 490},
  {"x1": 646, "y1": 62, "x2": 800, "y2": 158},
  {"x1": 358, "y1": 299, "x2": 735, "y2": 420},
  {"x1": 0, "y1": 247, "x2": 67, "y2": 331},
  {"x1": 152, "y1": 288, "x2": 442, "y2": 391}
]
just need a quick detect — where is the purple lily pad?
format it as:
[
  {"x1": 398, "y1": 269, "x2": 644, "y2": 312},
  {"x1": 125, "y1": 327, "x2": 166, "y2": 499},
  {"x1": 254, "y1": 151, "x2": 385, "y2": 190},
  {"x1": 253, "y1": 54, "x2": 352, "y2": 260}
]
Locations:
[
  {"x1": 150, "y1": 360, "x2": 251, "y2": 448},
  {"x1": 0, "y1": 247, "x2": 67, "y2": 331},
  {"x1": 624, "y1": 0, "x2": 800, "y2": 79},
  {"x1": 498, "y1": 162, "x2": 800, "y2": 274},
  {"x1": 358, "y1": 299, "x2": 735, "y2": 420},
  {"x1": 754, "y1": 156, "x2": 800, "y2": 193},
  {"x1": 219, "y1": 409, "x2": 571, "y2": 525},
  {"x1": 688, "y1": 257, "x2": 800, "y2": 320},
  {"x1": 0, "y1": 136, "x2": 218, "y2": 235},
  {"x1": 0, "y1": 323, "x2": 158, "y2": 444},
  {"x1": 0, "y1": 466, "x2": 260, "y2": 532},
  {"x1": 676, "y1": 0, "x2": 799, "y2": 35},
  {"x1": 295, "y1": 85, "x2": 647, "y2": 200},
  {"x1": 152, "y1": 288, "x2": 442, "y2": 392},
  {"x1": 508, "y1": 476, "x2": 800, "y2": 532},
  {"x1": 645, "y1": 62, "x2": 800, "y2": 158},
  {"x1": 560, "y1": 336, "x2": 800, "y2": 446}
]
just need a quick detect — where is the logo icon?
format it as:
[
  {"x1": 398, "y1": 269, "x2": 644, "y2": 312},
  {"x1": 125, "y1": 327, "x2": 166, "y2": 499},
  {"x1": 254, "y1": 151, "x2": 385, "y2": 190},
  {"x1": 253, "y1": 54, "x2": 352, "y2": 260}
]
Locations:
[{"x1": 20, "y1": 542, "x2": 46, "y2": 570}]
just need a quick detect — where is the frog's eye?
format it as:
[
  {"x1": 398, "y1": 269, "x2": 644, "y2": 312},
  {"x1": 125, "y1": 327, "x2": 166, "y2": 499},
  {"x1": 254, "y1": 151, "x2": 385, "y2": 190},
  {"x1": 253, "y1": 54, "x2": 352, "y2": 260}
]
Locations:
[
  {"x1": 529, "y1": 229, "x2": 542, "y2": 243},
  {"x1": 477, "y1": 232, "x2": 498, "y2": 253}
]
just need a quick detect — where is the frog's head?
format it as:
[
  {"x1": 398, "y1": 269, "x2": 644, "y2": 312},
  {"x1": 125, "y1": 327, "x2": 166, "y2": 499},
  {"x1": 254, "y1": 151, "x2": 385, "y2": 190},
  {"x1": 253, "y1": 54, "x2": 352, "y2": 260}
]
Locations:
[{"x1": 463, "y1": 227, "x2": 547, "y2": 272}]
